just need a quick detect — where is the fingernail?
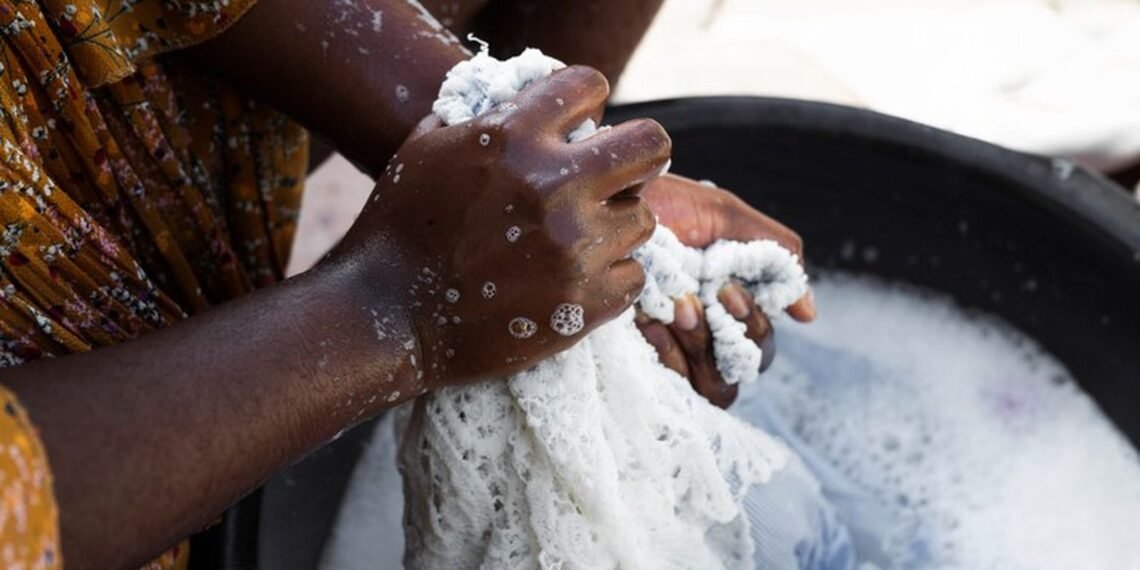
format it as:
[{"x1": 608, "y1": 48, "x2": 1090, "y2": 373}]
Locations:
[
  {"x1": 803, "y1": 289, "x2": 817, "y2": 320},
  {"x1": 675, "y1": 296, "x2": 699, "y2": 331},
  {"x1": 723, "y1": 285, "x2": 752, "y2": 319}
]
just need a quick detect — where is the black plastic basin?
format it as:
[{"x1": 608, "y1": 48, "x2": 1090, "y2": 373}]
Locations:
[{"x1": 191, "y1": 97, "x2": 1140, "y2": 569}]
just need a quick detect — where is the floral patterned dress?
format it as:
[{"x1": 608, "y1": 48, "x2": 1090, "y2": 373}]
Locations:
[{"x1": 0, "y1": 0, "x2": 310, "y2": 567}]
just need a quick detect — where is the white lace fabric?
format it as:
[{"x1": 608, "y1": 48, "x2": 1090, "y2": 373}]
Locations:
[{"x1": 399, "y1": 48, "x2": 810, "y2": 569}]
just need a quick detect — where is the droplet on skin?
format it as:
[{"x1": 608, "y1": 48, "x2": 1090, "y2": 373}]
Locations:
[
  {"x1": 387, "y1": 391, "x2": 401, "y2": 403},
  {"x1": 550, "y1": 303, "x2": 585, "y2": 336},
  {"x1": 504, "y1": 204, "x2": 514, "y2": 214},
  {"x1": 479, "y1": 133, "x2": 491, "y2": 146},
  {"x1": 445, "y1": 288, "x2": 460, "y2": 303},
  {"x1": 506, "y1": 226, "x2": 522, "y2": 243},
  {"x1": 482, "y1": 282, "x2": 496, "y2": 299},
  {"x1": 508, "y1": 317, "x2": 537, "y2": 339},
  {"x1": 395, "y1": 84, "x2": 410, "y2": 103},
  {"x1": 393, "y1": 174, "x2": 401, "y2": 184},
  {"x1": 555, "y1": 97, "x2": 564, "y2": 106},
  {"x1": 559, "y1": 167, "x2": 570, "y2": 176}
]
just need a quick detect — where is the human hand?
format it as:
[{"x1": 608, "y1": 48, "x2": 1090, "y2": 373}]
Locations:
[
  {"x1": 637, "y1": 174, "x2": 815, "y2": 408},
  {"x1": 329, "y1": 66, "x2": 670, "y2": 390}
]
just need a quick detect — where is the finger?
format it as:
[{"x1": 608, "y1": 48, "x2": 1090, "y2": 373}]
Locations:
[
  {"x1": 717, "y1": 194, "x2": 805, "y2": 258},
  {"x1": 786, "y1": 289, "x2": 816, "y2": 323},
  {"x1": 635, "y1": 312, "x2": 690, "y2": 378},
  {"x1": 570, "y1": 118, "x2": 672, "y2": 202},
  {"x1": 598, "y1": 198, "x2": 656, "y2": 260},
  {"x1": 718, "y1": 283, "x2": 778, "y2": 373},
  {"x1": 670, "y1": 295, "x2": 738, "y2": 409},
  {"x1": 508, "y1": 66, "x2": 609, "y2": 137},
  {"x1": 594, "y1": 258, "x2": 646, "y2": 321}
]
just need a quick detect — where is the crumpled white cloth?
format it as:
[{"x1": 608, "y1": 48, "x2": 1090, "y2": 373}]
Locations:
[{"x1": 324, "y1": 49, "x2": 812, "y2": 570}]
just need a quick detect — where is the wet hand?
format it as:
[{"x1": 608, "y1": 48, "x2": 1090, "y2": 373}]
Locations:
[
  {"x1": 637, "y1": 174, "x2": 815, "y2": 408},
  {"x1": 331, "y1": 66, "x2": 670, "y2": 390}
]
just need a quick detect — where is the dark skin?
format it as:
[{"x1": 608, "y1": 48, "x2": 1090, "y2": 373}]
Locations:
[{"x1": 3, "y1": 0, "x2": 812, "y2": 567}]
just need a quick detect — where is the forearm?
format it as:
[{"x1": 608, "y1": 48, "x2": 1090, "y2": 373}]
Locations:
[
  {"x1": 470, "y1": 0, "x2": 665, "y2": 84},
  {"x1": 2, "y1": 259, "x2": 418, "y2": 569},
  {"x1": 183, "y1": 0, "x2": 471, "y2": 175}
]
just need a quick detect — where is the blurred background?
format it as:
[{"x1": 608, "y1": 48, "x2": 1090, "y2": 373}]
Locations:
[{"x1": 288, "y1": 0, "x2": 1140, "y2": 275}]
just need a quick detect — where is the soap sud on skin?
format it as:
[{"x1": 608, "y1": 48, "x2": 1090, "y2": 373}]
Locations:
[
  {"x1": 481, "y1": 281, "x2": 496, "y2": 299},
  {"x1": 395, "y1": 85, "x2": 410, "y2": 103},
  {"x1": 505, "y1": 226, "x2": 521, "y2": 243},
  {"x1": 479, "y1": 133, "x2": 491, "y2": 146},
  {"x1": 735, "y1": 272, "x2": 1140, "y2": 570},
  {"x1": 549, "y1": 303, "x2": 585, "y2": 336},
  {"x1": 508, "y1": 317, "x2": 537, "y2": 339},
  {"x1": 444, "y1": 288, "x2": 460, "y2": 303}
]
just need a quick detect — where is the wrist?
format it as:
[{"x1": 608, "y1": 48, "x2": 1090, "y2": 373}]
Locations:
[{"x1": 291, "y1": 245, "x2": 426, "y2": 422}]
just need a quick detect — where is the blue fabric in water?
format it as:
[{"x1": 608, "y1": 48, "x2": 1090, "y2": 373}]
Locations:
[{"x1": 744, "y1": 456, "x2": 858, "y2": 569}]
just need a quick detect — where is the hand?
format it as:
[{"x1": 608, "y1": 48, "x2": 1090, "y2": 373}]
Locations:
[
  {"x1": 329, "y1": 66, "x2": 670, "y2": 390},
  {"x1": 637, "y1": 174, "x2": 815, "y2": 408}
]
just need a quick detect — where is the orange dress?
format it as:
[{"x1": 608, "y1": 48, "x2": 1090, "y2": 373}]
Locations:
[{"x1": 0, "y1": 0, "x2": 309, "y2": 567}]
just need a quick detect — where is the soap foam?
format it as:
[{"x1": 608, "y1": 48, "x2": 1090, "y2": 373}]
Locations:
[{"x1": 735, "y1": 272, "x2": 1140, "y2": 569}]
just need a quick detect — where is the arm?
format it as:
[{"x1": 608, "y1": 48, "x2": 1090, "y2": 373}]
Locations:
[
  {"x1": 182, "y1": 0, "x2": 667, "y2": 176},
  {"x1": 470, "y1": 0, "x2": 666, "y2": 84},
  {"x1": 183, "y1": 0, "x2": 471, "y2": 175},
  {"x1": 5, "y1": 67, "x2": 665, "y2": 568},
  {"x1": 4, "y1": 258, "x2": 418, "y2": 570}
]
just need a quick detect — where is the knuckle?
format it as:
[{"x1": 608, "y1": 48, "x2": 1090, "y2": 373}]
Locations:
[{"x1": 565, "y1": 65, "x2": 610, "y2": 98}]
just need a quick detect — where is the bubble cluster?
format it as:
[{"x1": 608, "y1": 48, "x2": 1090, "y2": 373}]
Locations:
[
  {"x1": 549, "y1": 303, "x2": 585, "y2": 336},
  {"x1": 506, "y1": 226, "x2": 522, "y2": 243},
  {"x1": 482, "y1": 281, "x2": 497, "y2": 299},
  {"x1": 734, "y1": 272, "x2": 1140, "y2": 570},
  {"x1": 445, "y1": 288, "x2": 460, "y2": 303},
  {"x1": 508, "y1": 317, "x2": 537, "y2": 339}
]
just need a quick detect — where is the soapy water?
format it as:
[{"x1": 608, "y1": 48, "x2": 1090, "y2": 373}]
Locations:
[
  {"x1": 734, "y1": 272, "x2": 1140, "y2": 569},
  {"x1": 323, "y1": 272, "x2": 1140, "y2": 569}
]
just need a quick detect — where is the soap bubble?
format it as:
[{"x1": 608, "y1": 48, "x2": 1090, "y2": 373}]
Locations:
[
  {"x1": 482, "y1": 282, "x2": 497, "y2": 299},
  {"x1": 506, "y1": 226, "x2": 522, "y2": 243},
  {"x1": 479, "y1": 133, "x2": 491, "y2": 146},
  {"x1": 550, "y1": 303, "x2": 585, "y2": 336},
  {"x1": 445, "y1": 288, "x2": 460, "y2": 303},
  {"x1": 508, "y1": 317, "x2": 537, "y2": 339}
]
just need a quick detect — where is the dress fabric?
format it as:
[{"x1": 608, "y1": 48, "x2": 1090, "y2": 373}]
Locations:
[{"x1": 0, "y1": 0, "x2": 309, "y2": 567}]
